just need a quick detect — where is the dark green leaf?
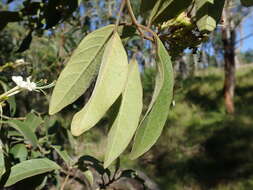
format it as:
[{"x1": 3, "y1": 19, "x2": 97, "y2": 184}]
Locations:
[
  {"x1": 44, "y1": 0, "x2": 78, "y2": 29},
  {"x1": 149, "y1": 0, "x2": 172, "y2": 25},
  {"x1": 16, "y1": 31, "x2": 33, "y2": 53},
  {"x1": 241, "y1": 0, "x2": 253, "y2": 6},
  {"x1": 9, "y1": 144, "x2": 28, "y2": 162},
  {"x1": 0, "y1": 11, "x2": 22, "y2": 22},
  {"x1": 140, "y1": 0, "x2": 157, "y2": 14},
  {"x1": 7, "y1": 96, "x2": 16, "y2": 117},
  {"x1": 24, "y1": 113, "x2": 43, "y2": 132},
  {"x1": 52, "y1": 145, "x2": 74, "y2": 167},
  {"x1": 8, "y1": 120, "x2": 38, "y2": 147},
  {"x1": 151, "y1": 0, "x2": 193, "y2": 25},
  {"x1": 4, "y1": 158, "x2": 60, "y2": 187}
]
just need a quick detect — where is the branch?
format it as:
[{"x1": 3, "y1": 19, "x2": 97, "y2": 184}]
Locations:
[
  {"x1": 60, "y1": 172, "x2": 70, "y2": 190},
  {"x1": 114, "y1": 0, "x2": 126, "y2": 32},
  {"x1": 235, "y1": 32, "x2": 253, "y2": 45},
  {"x1": 0, "y1": 115, "x2": 26, "y2": 120},
  {"x1": 125, "y1": 0, "x2": 155, "y2": 42}
]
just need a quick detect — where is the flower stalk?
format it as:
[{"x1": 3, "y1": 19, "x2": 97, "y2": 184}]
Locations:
[{"x1": 0, "y1": 76, "x2": 55, "y2": 104}]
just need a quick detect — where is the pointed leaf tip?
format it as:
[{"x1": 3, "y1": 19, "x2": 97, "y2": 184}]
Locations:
[
  {"x1": 130, "y1": 36, "x2": 174, "y2": 159},
  {"x1": 104, "y1": 59, "x2": 143, "y2": 168},
  {"x1": 49, "y1": 25, "x2": 114, "y2": 115},
  {"x1": 4, "y1": 158, "x2": 60, "y2": 187},
  {"x1": 71, "y1": 32, "x2": 128, "y2": 136}
]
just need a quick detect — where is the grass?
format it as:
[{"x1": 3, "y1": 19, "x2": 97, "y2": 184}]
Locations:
[
  {"x1": 72, "y1": 65, "x2": 253, "y2": 190},
  {"x1": 136, "y1": 66, "x2": 253, "y2": 190}
]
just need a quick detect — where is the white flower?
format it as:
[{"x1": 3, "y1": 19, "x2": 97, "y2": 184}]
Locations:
[
  {"x1": 15, "y1": 59, "x2": 25, "y2": 65},
  {"x1": 12, "y1": 76, "x2": 36, "y2": 91},
  {"x1": 12, "y1": 76, "x2": 23, "y2": 86}
]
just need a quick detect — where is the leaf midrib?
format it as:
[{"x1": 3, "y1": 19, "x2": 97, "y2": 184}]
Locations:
[{"x1": 52, "y1": 28, "x2": 114, "y2": 112}]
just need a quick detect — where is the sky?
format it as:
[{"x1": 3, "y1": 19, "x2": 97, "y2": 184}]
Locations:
[{"x1": 239, "y1": 15, "x2": 253, "y2": 52}]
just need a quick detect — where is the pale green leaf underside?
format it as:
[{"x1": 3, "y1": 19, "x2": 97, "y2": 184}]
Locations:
[
  {"x1": 195, "y1": 0, "x2": 215, "y2": 32},
  {"x1": 195, "y1": 0, "x2": 225, "y2": 33},
  {"x1": 197, "y1": 15, "x2": 216, "y2": 32},
  {"x1": 4, "y1": 158, "x2": 60, "y2": 187},
  {"x1": 71, "y1": 32, "x2": 128, "y2": 136},
  {"x1": 83, "y1": 170, "x2": 94, "y2": 186},
  {"x1": 49, "y1": 25, "x2": 114, "y2": 115},
  {"x1": 130, "y1": 36, "x2": 174, "y2": 159},
  {"x1": 104, "y1": 59, "x2": 143, "y2": 168}
]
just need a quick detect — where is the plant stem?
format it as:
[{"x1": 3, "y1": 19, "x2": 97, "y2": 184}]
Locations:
[
  {"x1": 60, "y1": 172, "x2": 70, "y2": 190},
  {"x1": 0, "y1": 86, "x2": 20, "y2": 102},
  {"x1": 114, "y1": 0, "x2": 126, "y2": 32},
  {"x1": 0, "y1": 115, "x2": 26, "y2": 120},
  {"x1": 125, "y1": 0, "x2": 155, "y2": 42}
]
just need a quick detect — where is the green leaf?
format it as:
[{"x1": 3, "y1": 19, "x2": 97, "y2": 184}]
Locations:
[
  {"x1": 7, "y1": 96, "x2": 16, "y2": 116},
  {"x1": 140, "y1": 0, "x2": 157, "y2": 14},
  {"x1": 67, "y1": 130, "x2": 76, "y2": 148},
  {"x1": 52, "y1": 145, "x2": 74, "y2": 167},
  {"x1": 8, "y1": 120, "x2": 38, "y2": 147},
  {"x1": 10, "y1": 144, "x2": 28, "y2": 162},
  {"x1": 16, "y1": 30, "x2": 32, "y2": 53},
  {"x1": 104, "y1": 59, "x2": 143, "y2": 168},
  {"x1": 130, "y1": 0, "x2": 141, "y2": 16},
  {"x1": 149, "y1": 0, "x2": 164, "y2": 25},
  {"x1": 49, "y1": 25, "x2": 114, "y2": 115},
  {"x1": 241, "y1": 0, "x2": 253, "y2": 6},
  {"x1": 83, "y1": 170, "x2": 93, "y2": 186},
  {"x1": 4, "y1": 158, "x2": 60, "y2": 187},
  {"x1": 195, "y1": 0, "x2": 225, "y2": 33},
  {"x1": 151, "y1": 0, "x2": 193, "y2": 25},
  {"x1": 130, "y1": 36, "x2": 174, "y2": 159},
  {"x1": 30, "y1": 151, "x2": 43, "y2": 159},
  {"x1": 0, "y1": 143, "x2": 5, "y2": 180},
  {"x1": 24, "y1": 113, "x2": 44, "y2": 132},
  {"x1": 71, "y1": 32, "x2": 128, "y2": 136},
  {"x1": 0, "y1": 80, "x2": 16, "y2": 116}
]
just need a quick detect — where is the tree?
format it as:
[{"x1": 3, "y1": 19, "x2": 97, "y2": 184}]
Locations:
[
  {"x1": 0, "y1": 0, "x2": 252, "y2": 189},
  {"x1": 222, "y1": 0, "x2": 251, "y2": 113},
  {"x1": 222, "y1": 1, "x2": 237, "y2": 114}
]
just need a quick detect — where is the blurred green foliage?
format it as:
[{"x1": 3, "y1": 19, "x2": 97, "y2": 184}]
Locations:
[
  {"x1": 0, "y1": 0, "x2": 253, "y2": 189},
  {"x1": 133, "y1": 65, "x2": 253, "y2": 190}
]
